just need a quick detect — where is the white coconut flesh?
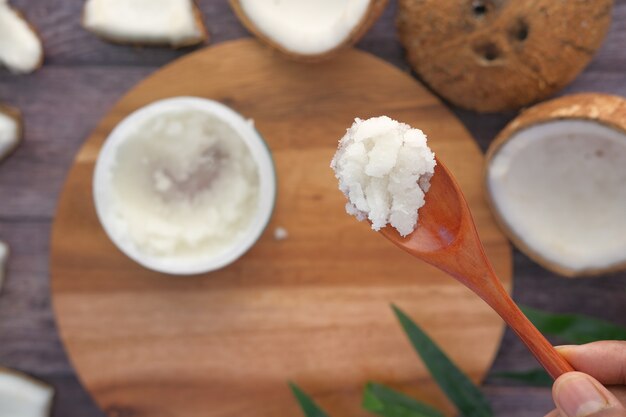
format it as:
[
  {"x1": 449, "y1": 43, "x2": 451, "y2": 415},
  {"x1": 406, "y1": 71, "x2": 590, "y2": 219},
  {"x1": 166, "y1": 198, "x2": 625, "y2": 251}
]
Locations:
[
  {"x1": 0, "y1": 108, "x2": 20, "y2": 160},
  {"x1": 487, "y1": 119, "x2": 626, "y2": 274},
  {"x1": 0, "y1": 0, "x2": 42, "y2": 73},
  {"x1": 0, "y1": 241, "x2": 7, "y2": 292},
  {"x1": 237, "y1": 0, "x2": 372, "y2": 55},
  {"x1": 0, "y1": 368, "x2": 53, "y2": 417},
  {"x1": 83, "y1": 0, "x2": 205, "y2": 47}
]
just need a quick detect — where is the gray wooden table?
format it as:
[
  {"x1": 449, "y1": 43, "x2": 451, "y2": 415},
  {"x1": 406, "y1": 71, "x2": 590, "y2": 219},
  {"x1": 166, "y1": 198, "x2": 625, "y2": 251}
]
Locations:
[{"x1": 1, "y1": 1, "x2": 625, "y2": 416}]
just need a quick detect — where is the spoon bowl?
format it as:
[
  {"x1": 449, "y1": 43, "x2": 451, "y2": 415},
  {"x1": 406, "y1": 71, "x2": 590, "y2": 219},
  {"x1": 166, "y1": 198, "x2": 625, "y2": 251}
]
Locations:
[
  {"x1": 387, "y1": 159, "x2": 464, "y2": 253},
  {"x1": 381, "y1": 159, "x2": 573, "y2": 379}
]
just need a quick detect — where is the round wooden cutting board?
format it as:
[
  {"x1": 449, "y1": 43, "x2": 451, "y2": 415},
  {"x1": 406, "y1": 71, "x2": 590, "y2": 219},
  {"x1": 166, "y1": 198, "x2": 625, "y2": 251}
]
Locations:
[{"x1": 51, "y1": 40, "x2": 512, "y2": 417}]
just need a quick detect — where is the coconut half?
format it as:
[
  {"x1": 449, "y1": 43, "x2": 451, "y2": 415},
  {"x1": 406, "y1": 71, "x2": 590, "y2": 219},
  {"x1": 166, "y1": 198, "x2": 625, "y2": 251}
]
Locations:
[
  {"x1": 397, "y1": 0, "x2": 613, "y2": 112},
  {"x1": 230, "y1": 0, "x2": 388, "y2": 60},
  {"x1": 0, "y1": 367, "x2": 54, "y2": 417},
  {"x1": 0, "y1": 241, "x2": 7, "y2": 292},
  {"x1": 0, "y1": 0, "x2": 43, "y2": 73},
  {"x1": 0, "y1": 104, "x2": 22, "y2": 162},
  {"x1": 83, "y1": 0, "x2": 208, "y2": 48},
  {"x1": 485, "y1": 93, "x2": 626, "y2": 277}
]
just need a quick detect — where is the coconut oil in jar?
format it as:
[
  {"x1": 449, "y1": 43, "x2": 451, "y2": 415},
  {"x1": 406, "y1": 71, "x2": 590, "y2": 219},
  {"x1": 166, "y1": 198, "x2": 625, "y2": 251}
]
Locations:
[{"x1": 105, "y1": 109, "x2": 260, "y2": 262}]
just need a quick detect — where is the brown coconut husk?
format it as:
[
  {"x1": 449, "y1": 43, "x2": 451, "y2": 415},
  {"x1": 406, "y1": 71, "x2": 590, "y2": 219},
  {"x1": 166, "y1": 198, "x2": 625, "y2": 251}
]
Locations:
[{"x1": 397, "y1": 0, "x2": 613, "y2": 112}]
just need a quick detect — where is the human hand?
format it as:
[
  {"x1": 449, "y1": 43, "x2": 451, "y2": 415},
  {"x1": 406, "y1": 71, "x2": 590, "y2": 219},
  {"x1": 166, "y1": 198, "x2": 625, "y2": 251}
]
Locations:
[{"x1": 545, "y1": 341, "x2": 626, "y2": 417}]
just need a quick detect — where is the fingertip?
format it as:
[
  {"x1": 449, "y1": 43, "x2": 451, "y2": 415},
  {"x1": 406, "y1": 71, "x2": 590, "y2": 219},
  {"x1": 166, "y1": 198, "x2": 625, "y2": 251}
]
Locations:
[
  {"x1": 554, "y1": 341, "x2": 626, "y2": 386},
  {"x1": 555, "y1": 345, "x2": 577, "y2": 351},
  {"x1": 555, "y1": 345, "x2": 578, "y2": 357},
  {"x1": 553, "y1": 372, "x2": 624, "y2": 417}
]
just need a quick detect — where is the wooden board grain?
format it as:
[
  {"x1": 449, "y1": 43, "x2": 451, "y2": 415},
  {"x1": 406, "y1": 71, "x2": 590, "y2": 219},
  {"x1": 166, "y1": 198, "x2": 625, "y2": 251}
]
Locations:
[{"x1": 50, "y1": 39, "x2": 512, "y2": 417}]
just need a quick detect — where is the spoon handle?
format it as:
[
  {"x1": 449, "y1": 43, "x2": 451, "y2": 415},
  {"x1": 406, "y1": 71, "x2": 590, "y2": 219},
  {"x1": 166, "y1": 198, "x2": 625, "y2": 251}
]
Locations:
[{"x1": 488, "y1": 284, "x2": 574, "y2": 379}]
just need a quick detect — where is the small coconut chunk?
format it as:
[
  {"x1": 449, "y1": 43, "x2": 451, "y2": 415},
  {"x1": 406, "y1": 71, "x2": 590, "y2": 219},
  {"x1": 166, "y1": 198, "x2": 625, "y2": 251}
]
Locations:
[
  {"x1": 0, "y1": 241, "x2": 7, "y2": 292},
  {"x1": 331, "y1": 116, "x2": 436, "y2": 236},
  {"x1": 83, "y1": 0, "x2": 208, "y2": 48},
  {"x1": 273, "y1": 227, "x2": 288, "y2": 241},
  {"x1": 0, "y1": 0, "x2": 43, "y2": 73},
  {"x1": 231, "y1": 0, "x2": 388, "y2": 59},
  {"x1": 0, "y1": 367, "x2": 53, "y2": 417},
  {"x1": 0, "y1": 104, "x2": 22, "y2": 162}
]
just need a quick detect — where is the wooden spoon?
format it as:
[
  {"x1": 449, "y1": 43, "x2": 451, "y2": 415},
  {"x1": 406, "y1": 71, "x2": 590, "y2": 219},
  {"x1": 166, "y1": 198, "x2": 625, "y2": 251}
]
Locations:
[{"x1": 380, "y1": 159, "x2": 574, "y2": 379}]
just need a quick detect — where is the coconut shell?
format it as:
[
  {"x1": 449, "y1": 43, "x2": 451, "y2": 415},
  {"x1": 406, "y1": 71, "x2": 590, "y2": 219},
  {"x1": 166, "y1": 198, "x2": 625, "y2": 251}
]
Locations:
[
  {"x1": 230, "y1": 0, "x2": 389, "y2": 62},
  {"x1": 0, "y1": 103, "x2": 23, "y2": 162},
  {"x1": 397, "y1": 0, "x2": 613, "y2": 112},
  {"x1": 485, "y1": 93, "x2": 626, "y2": 277},
  {"x1": 82, "y1": 0, "x2": 209, "y2": 48}
]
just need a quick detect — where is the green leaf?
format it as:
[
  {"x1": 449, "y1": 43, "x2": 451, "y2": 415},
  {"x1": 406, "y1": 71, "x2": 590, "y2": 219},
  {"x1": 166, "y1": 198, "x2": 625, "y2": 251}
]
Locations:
[
  {"x1": 362, "y1": 382, "x2": 444, "y2": 417},
  {"x1": 491, "y1": 369, "x2": 553, "y2": 387},
  {"x1": 521, "y1": 306, "x2": 626, "y2": 344},
  {"x1": 289, "y1": 382, "x2": 331, "y2": 417},
  {"x1": 392, "y1": 305, "x2": 493, "y2": 417}
]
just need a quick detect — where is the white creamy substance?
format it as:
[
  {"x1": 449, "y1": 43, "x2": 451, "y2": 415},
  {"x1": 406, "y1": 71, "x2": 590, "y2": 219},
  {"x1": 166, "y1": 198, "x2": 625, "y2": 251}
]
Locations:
[
  {"x1": 83, "y1": 0, "x2": 204, "y2": 46},
  {"x1": 102, "y1": 110, "x2": 260, "y2": 264},
  {"x1": 0, "y1": 0, "x2": 42, "y2": 73},
  {"x1": 488, "y1": 120, "x2": 626, "y2": 272},
  {"x1": 238, "y1": 0, "x2": 371, "y2": 55},
  {"x1": 0, "y1": 110, "x2": 19, "y2": 159},
  {"x1": 331, "y1": 116, "x2": 436, "y2": 236}
]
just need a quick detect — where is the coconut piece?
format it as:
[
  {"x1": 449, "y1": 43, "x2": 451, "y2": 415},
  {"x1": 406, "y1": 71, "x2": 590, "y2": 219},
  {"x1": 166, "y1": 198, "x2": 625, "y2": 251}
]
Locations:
[
  {"x1": 0, "y1": 241, "x2": 7, "y2": 292},
  {"x1": 397, "y1": 0, "x2": 613, "y2": 112},
  {"x1": 0, "y1": 0, "x2": 43, "y2": 73},
  {"x1": 0, "y1": 367, "x2": 54, "y2": 417},
  {"x1": 230, "y1": 0, "x2": 388, "y2": 61},
  {"x1": 0, "y1": 104, "x2": 22, "y2": 162},
  {"x1": 331, "y1": 116, "x2": 436, "y2": 236},
  {"x1": 82, "y1": 0, "x2": 208, "y2": 48},
  {"x1": 485, "y1": 93, "x2": 626, "y2": 277},
  {"x1": 273, "y1": 227, "x2": 288, "y2": 241}
]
